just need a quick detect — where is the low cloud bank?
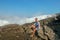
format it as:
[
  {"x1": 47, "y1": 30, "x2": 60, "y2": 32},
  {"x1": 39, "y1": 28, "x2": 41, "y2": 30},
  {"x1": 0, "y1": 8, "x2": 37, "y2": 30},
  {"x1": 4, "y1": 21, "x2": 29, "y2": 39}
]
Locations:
[{"x1": 0, "y1": 14, "x2": 54, "y2": 26}]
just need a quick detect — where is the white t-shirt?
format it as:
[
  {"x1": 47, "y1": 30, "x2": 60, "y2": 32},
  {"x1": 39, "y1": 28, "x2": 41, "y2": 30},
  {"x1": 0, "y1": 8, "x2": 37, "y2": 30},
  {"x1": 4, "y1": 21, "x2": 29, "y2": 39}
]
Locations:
[{"x1": 34, "y1": 22, "x2": 40, "y2": 30}]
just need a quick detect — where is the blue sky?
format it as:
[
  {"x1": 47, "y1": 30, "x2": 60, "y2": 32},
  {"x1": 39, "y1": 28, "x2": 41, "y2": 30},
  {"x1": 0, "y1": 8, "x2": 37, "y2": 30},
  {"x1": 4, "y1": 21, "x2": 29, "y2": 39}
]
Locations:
[{"x1": 0, "y1": 0, "x2": 60, "y2": 17}]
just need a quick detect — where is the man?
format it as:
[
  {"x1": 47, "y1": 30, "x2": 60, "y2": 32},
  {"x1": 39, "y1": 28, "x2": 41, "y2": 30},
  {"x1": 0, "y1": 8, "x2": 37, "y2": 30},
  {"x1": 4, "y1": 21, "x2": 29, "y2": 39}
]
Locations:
[{"x1": 31, "y1": 18, "x2": 40, "y2": 37}]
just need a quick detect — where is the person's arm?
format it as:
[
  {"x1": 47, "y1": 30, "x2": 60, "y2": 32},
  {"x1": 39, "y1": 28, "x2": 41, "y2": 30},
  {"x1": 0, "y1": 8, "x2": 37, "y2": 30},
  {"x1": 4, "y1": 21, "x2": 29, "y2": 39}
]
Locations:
[{"x1": 30, "y1": 24, "x2": 35, "y2": 29}]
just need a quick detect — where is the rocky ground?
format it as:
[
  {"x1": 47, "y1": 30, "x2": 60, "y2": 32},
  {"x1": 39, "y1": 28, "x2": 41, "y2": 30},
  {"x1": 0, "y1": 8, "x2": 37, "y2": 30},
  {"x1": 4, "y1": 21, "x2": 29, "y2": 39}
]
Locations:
[{"x1": 0, "y1": 14, "x2": 60, "y2": 40}]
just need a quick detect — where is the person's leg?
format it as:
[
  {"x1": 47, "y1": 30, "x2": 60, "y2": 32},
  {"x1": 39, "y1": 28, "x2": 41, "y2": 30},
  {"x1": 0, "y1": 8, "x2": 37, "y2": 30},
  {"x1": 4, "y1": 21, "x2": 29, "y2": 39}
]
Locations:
[
  {"x1": 31, "y1": 26, "x2": 36, "y2": 37},
  {"x1": 31, "y1": 28, "x2": 36, "y2": 37},
  {"x1": 33, "y1": 29, "x2": 36, "y2": 35}
]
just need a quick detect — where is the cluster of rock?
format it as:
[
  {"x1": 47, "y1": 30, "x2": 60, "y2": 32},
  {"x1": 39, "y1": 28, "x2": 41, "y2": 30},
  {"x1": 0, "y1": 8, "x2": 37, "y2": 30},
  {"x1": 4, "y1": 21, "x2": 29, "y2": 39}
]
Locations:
[{"x1": 0, "y1": 23, "x2": 57, "y2": 40}]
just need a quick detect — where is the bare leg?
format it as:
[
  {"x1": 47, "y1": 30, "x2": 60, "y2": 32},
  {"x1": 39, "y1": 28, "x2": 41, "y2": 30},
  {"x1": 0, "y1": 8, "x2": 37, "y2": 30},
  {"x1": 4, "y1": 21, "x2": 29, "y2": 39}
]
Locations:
[{"x1": 31, "y1": 28, "x2": 36, "y2": 37}]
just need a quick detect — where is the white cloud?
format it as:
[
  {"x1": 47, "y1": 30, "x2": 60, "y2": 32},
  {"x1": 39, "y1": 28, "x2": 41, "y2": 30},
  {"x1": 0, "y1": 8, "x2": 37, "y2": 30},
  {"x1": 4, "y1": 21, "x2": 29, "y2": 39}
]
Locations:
[
  {"x1": 0, "y1": 20, "x2": 10, "y2": 26},
  {"x1": 0, "y1": 14, "x2": 53, "y2": 26}
]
